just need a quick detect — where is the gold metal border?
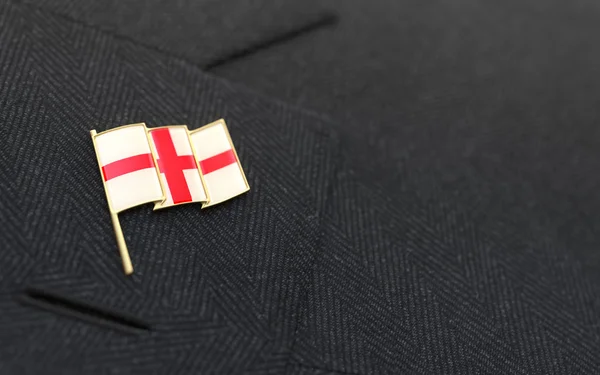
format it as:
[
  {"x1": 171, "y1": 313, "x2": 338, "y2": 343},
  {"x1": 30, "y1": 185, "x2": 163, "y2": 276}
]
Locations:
[
  {"x1": 89, "y1": 119, "x2": 249, "y2": 275},
  {"x1": 91, "y1": 123, "x2": 166, "y2": 213},
  {"x1": 189, "y1": 118, "x2": 250, "y2": 208},
  {"x1": 145, "y1": 125, "x2": 210, "y2": 210}
]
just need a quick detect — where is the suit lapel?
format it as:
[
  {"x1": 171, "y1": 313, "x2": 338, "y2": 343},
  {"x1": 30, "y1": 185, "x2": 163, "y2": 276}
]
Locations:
[{"x1": 0, "y1": 2, "x2": 340, "y2": 372}]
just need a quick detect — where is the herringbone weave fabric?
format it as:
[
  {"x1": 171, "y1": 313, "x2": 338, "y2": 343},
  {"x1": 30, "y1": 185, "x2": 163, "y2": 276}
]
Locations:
[{"x1": 0, "y1": 1, "x2": 599, "y2": 374}]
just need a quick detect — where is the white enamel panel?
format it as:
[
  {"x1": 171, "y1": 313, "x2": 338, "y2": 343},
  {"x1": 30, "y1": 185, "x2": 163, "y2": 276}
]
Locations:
[
  {"x1": 95, "y1": 125, "x2": 152, "y2": 165},
  {"x1": 105, "y1": 169, "x2": 163, "y2": 212}
]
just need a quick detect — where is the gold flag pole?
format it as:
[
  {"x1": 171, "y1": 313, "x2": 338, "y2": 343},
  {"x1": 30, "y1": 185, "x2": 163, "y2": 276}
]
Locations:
[
  {"x1": 90, "y1": 130, "x2": 134, "y2": 275},
  {"x1": 110, "y1": 212, "x2": 134, "y2": 275}
]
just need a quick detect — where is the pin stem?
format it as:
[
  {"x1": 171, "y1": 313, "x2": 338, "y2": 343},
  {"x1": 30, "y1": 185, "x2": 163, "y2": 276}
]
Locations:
[{"x1": 110, "y1": 212, "x2": 134, "y2": 275}]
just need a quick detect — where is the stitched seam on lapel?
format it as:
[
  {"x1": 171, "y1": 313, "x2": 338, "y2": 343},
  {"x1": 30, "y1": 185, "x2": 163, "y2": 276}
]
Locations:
[{"x1": 204, "y1": 13, "x2": 337, "y2": 70}]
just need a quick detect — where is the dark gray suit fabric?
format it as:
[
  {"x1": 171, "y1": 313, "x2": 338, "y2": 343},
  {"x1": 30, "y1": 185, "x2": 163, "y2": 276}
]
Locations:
[
  {"x1": 1, "y1": 1, "x2": 600, "y2": 375},
  {"x1": 210, "y1": 0, "x2": 600, "y2": 133},
  {"x1": 22, "y1": 0, "x2": 334, "y2": 69},
  {"x1": 215, "y1": 1, "x2": 600, "y2": 373}
]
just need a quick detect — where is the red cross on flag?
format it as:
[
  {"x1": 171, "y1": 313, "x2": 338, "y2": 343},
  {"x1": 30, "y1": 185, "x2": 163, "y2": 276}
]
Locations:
[
  {"x1": 90, "y1": 119, "x2": 249, "y2": 275},
  {"x1": 190, "y1": 120, "x2": 250, "y2": 207},
  {"x1": 148, "y1": 126, "x2": 207, "y2": 209}
]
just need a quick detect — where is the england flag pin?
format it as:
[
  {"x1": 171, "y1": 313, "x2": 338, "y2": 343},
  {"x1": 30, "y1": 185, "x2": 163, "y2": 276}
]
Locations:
[{"x1": 90, "y1": 119, "x2": 249, "y2": 275}]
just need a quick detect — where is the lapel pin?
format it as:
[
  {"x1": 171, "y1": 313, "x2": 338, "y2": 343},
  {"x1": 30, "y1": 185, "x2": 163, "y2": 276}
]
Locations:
[{"x1": 90, "y1": 119, "x2": 249, "y2": 275}]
